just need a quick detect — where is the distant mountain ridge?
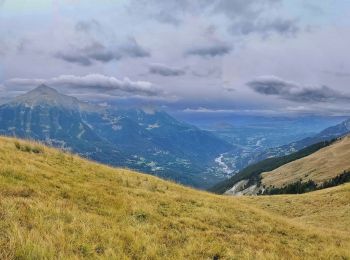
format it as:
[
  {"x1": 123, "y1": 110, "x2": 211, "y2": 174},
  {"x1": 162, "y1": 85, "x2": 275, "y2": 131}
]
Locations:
[{"x1": 0, "y1": 85, "x2": 233, "y2": 188}]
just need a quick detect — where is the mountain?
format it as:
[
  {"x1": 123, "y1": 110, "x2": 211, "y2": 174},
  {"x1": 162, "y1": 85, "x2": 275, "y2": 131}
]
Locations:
[
  {"x1": 0, "y1": 136, "x2": 349, "y2": 259},
  {"x1": 0, "y1": 85, "x2": 233, "y2": 188},
  {"x1": 211, "y1": 135, "x2": 350, "y2": 195}
]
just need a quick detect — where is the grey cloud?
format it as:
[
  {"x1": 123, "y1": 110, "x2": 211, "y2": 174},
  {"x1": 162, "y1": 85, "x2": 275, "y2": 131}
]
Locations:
[
  {"x1": 128, "y1": 0, "x2": 297, "y2": 37},
  {"x1": 247, "y1": 76, "x2": 294, "y2": 95},
  {"x1": 288, "y1": 86, "x2": 345, "y2": 103},
  {"x1": 233, "y1": 18, "x2": 299, "y2": 36},
  {"x1": 119, "y1": 38, "x2": 151, "y2": 58},
  {"x1": 247, "y1": 76, "x2": 350, "y2": 103},
  {"x1": 153, "y1": 11, "x2": 181, "y2": 25},
  {"x1": 75, "y1": 19, "x2": 101, "y2": 33},
  {"x1": 212, "y1": 0, "x2": 280, "y2": 19},
  {"x1": 6, "y1": 74, "x2": 161, "y2": 97},
  {"x1": 322, "y1": 70, "x2": 350, "y2": 78},
  {"x1": 55, "y1": 39, "x2": 149, "y2": 66},
  {"x1": 191, "y1": 67, "x2": 221, "y2": 78},
  {"x1": 185, "y1": 44, "x2": 232, "y2": 57},
  {"x1": 130, "y1": 0, "x2": 279, "y2": 23},
  {"x1": 55, "y1": 52, "x2": 93, "y2": 66},
  {"x1": 149, "y1": 63, "x2": 186, "y2": 76}
]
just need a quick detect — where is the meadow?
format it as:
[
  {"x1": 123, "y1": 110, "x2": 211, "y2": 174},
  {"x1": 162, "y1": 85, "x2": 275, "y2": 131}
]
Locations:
[{"x1": 0, "y1": 136, "x2": 349, "y2": 259}]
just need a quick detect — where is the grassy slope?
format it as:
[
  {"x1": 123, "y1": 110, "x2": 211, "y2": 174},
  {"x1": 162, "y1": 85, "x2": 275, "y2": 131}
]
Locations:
[
  {"x1": 262, "y1": 135, "x2": 350, "y2": 188},
  {"x1": 0, "y1": 136, "x2": 349, "y2": 259},
  {"x1": 238, "y1": 184, "x2": 350, "y2": 234}
]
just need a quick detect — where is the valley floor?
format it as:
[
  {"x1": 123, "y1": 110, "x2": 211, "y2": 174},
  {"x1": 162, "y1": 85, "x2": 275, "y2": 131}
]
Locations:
[{"x1": 0, "y1": 137, "x2": 349, "y2": 259}]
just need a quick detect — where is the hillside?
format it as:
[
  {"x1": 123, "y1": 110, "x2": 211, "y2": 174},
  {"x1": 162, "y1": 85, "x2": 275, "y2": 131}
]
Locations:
[
  {"x1": 0, "y1": 136, "x2": 349, "y2": 259},
  {"x1": 261, "y1": 135, "x2": 350, "y2": 188}
]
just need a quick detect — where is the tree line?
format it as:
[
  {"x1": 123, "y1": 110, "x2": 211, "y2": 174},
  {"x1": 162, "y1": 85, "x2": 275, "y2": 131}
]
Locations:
[{"x1": 261, "y1": 170, "x2": 350, "y2": 195}]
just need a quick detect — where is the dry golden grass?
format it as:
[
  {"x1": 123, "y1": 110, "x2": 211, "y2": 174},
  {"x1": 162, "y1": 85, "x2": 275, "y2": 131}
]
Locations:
[
  {"x1": 261, "y1": 135, "x2": 350, "y2": 188},
  {"x1": 0, "y1": 136, "x2": 349, "y2": 259}
]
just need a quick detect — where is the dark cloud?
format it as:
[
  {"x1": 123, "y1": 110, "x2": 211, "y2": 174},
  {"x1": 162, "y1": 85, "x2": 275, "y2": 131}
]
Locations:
[
  {"x1": 55, "y1": 52, "x2": 93, "y2": 66},
  {"x1": 232, "y1": 18, "x2": 299, "y2": 36},
  {"x1": 153, "y1": 11, "x2": 181, "y2": 25},
  {"x1": 128, "y1": 0, "x2": 298, "y2": 37},
  {"x1": 130, "y1": 0, "x2": 280, "y2": 23},
  {"x1": 322, "y1": 70, "x2": 350, "y2": 78},
  {"x1": 75, "y1": 19, "x2": 101, "y2": 33},
  {"x1": 288, "y1": 86, "x2": 346, "y2": 103},
  {"x1": 5, "y1": 74, "x2": 161, "y2": 97},
  {"x1": 185, "y1": 44, "x2": 232, "y2": 57},
  {"x1": 247, "y1": 76, "x2": 350, "y2": 103},
  {"x1": 55, "y1": 39, "x2": 149, "y2": 66},
  {"x1": 247, "y1": 76, "x2": 293, "y2": 95},
  {"x1": 119, "y1": 38, "x2": 151, "y2": 58},
  {"x1": 212, "y1": 0, "x2": 281, "y2": 20},
  {"x1": 149, "y1": 63, "x2": 186, "y2": 76},
  {"x1": 191, "y1": 67, "x2": 221, "y2": 78}
]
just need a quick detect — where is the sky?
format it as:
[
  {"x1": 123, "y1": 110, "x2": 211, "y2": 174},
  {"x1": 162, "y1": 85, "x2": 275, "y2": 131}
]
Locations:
[{"x1": 1, "y1": 0, "x2": 350, "y2": 116}]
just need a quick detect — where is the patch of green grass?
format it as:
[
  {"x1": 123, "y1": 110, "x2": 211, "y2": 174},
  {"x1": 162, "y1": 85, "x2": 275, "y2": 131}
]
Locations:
[{"x1": 14, "y1": 141, "x2": 44, "y2": 154}]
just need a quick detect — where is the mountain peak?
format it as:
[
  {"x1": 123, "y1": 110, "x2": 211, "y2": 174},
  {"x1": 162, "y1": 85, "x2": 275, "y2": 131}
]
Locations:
[
  {"x1": 10, "y1": 84, "x2": 80, "y2": 110},
  {"x1": 30, "y1": 84, "x2": 59, "y2": 95}
]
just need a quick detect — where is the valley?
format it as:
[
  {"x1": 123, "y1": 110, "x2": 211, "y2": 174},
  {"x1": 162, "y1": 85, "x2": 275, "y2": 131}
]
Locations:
[
  {"x1": 0, "y1": 85, "x2": 233, "y2": 189},
  {"x1": 2, "y1": 85, "x2": 349, "y2": 190},
  {"x1": 212, "y1": 134, "x2": 350, "y2": 196}
]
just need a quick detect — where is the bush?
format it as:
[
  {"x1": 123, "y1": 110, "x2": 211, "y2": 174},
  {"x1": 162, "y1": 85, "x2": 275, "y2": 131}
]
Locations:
[{"x1": 14, "y1": 141, "x2": 44, "y2": 154}]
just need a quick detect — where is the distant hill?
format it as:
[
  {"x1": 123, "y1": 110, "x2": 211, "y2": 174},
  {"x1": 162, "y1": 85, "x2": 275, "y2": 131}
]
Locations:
[
  {"x1": 211, "y1": 135, "x2": 350, "y2": 195},
  {"x1": 0, "y1": 136, "x2": 349, "y2": 259},
  {"x1": 0, "y1": 85, "x2": 233, "y2": 188}
]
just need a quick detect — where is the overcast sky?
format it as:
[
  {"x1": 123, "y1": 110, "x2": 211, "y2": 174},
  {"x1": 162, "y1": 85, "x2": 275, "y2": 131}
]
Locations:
[{"x1": 1, "y1": 0, "x2": 350, "y2": 116}]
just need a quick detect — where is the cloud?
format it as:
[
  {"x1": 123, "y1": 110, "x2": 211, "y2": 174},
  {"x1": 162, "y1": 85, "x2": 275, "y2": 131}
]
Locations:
[
  {"x1": 182, "y1": 107, "x2": 280, "y2": 115},
  {"x1": 55, "y1": 38, "x2": 150, "y2": 66},
  {"x1": 322, "y1": 70, "x2": 350, "y2": 78},
  {"x1": 5, "y1": 74, "x2": 161, "y2": 97},
  {"x1": 185, "y1": 44, "x2": 232, "y2": 57},
  {"x1": 247, "y1": 76, "x2": 350, "y2": 103},
  {"x1": 232, "y1": 18, "x2": 299, "y2": 36},
  {"x1": 191, "y1": 67, "x2": 221, "y2": 78},
  {"x1": 75, "y1": 19, "x2": 101, "y2": 33},
  {"x1": 149, "y1": 63, "x2": 186, "y2": 76},
  {"x1": 119, "y1": 38, "x2": 151, "y2": 58},
  {"x1": 128, "y1": 0, "x2": 298, "y2": 37}
]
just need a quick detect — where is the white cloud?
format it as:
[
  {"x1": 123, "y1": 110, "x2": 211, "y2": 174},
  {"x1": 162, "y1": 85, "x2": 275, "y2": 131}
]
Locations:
[{"x1": 5, "y1": 74, "x2": 161, "y2": 97}]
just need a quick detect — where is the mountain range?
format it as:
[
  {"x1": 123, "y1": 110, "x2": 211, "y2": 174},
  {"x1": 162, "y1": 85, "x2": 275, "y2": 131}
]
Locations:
[
  {"x1": 0, "y1": 85, "x2": 232, "y2": 188},
  {"x1": 1, "y1": 85, "x2": 350, "y2": 190}
]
